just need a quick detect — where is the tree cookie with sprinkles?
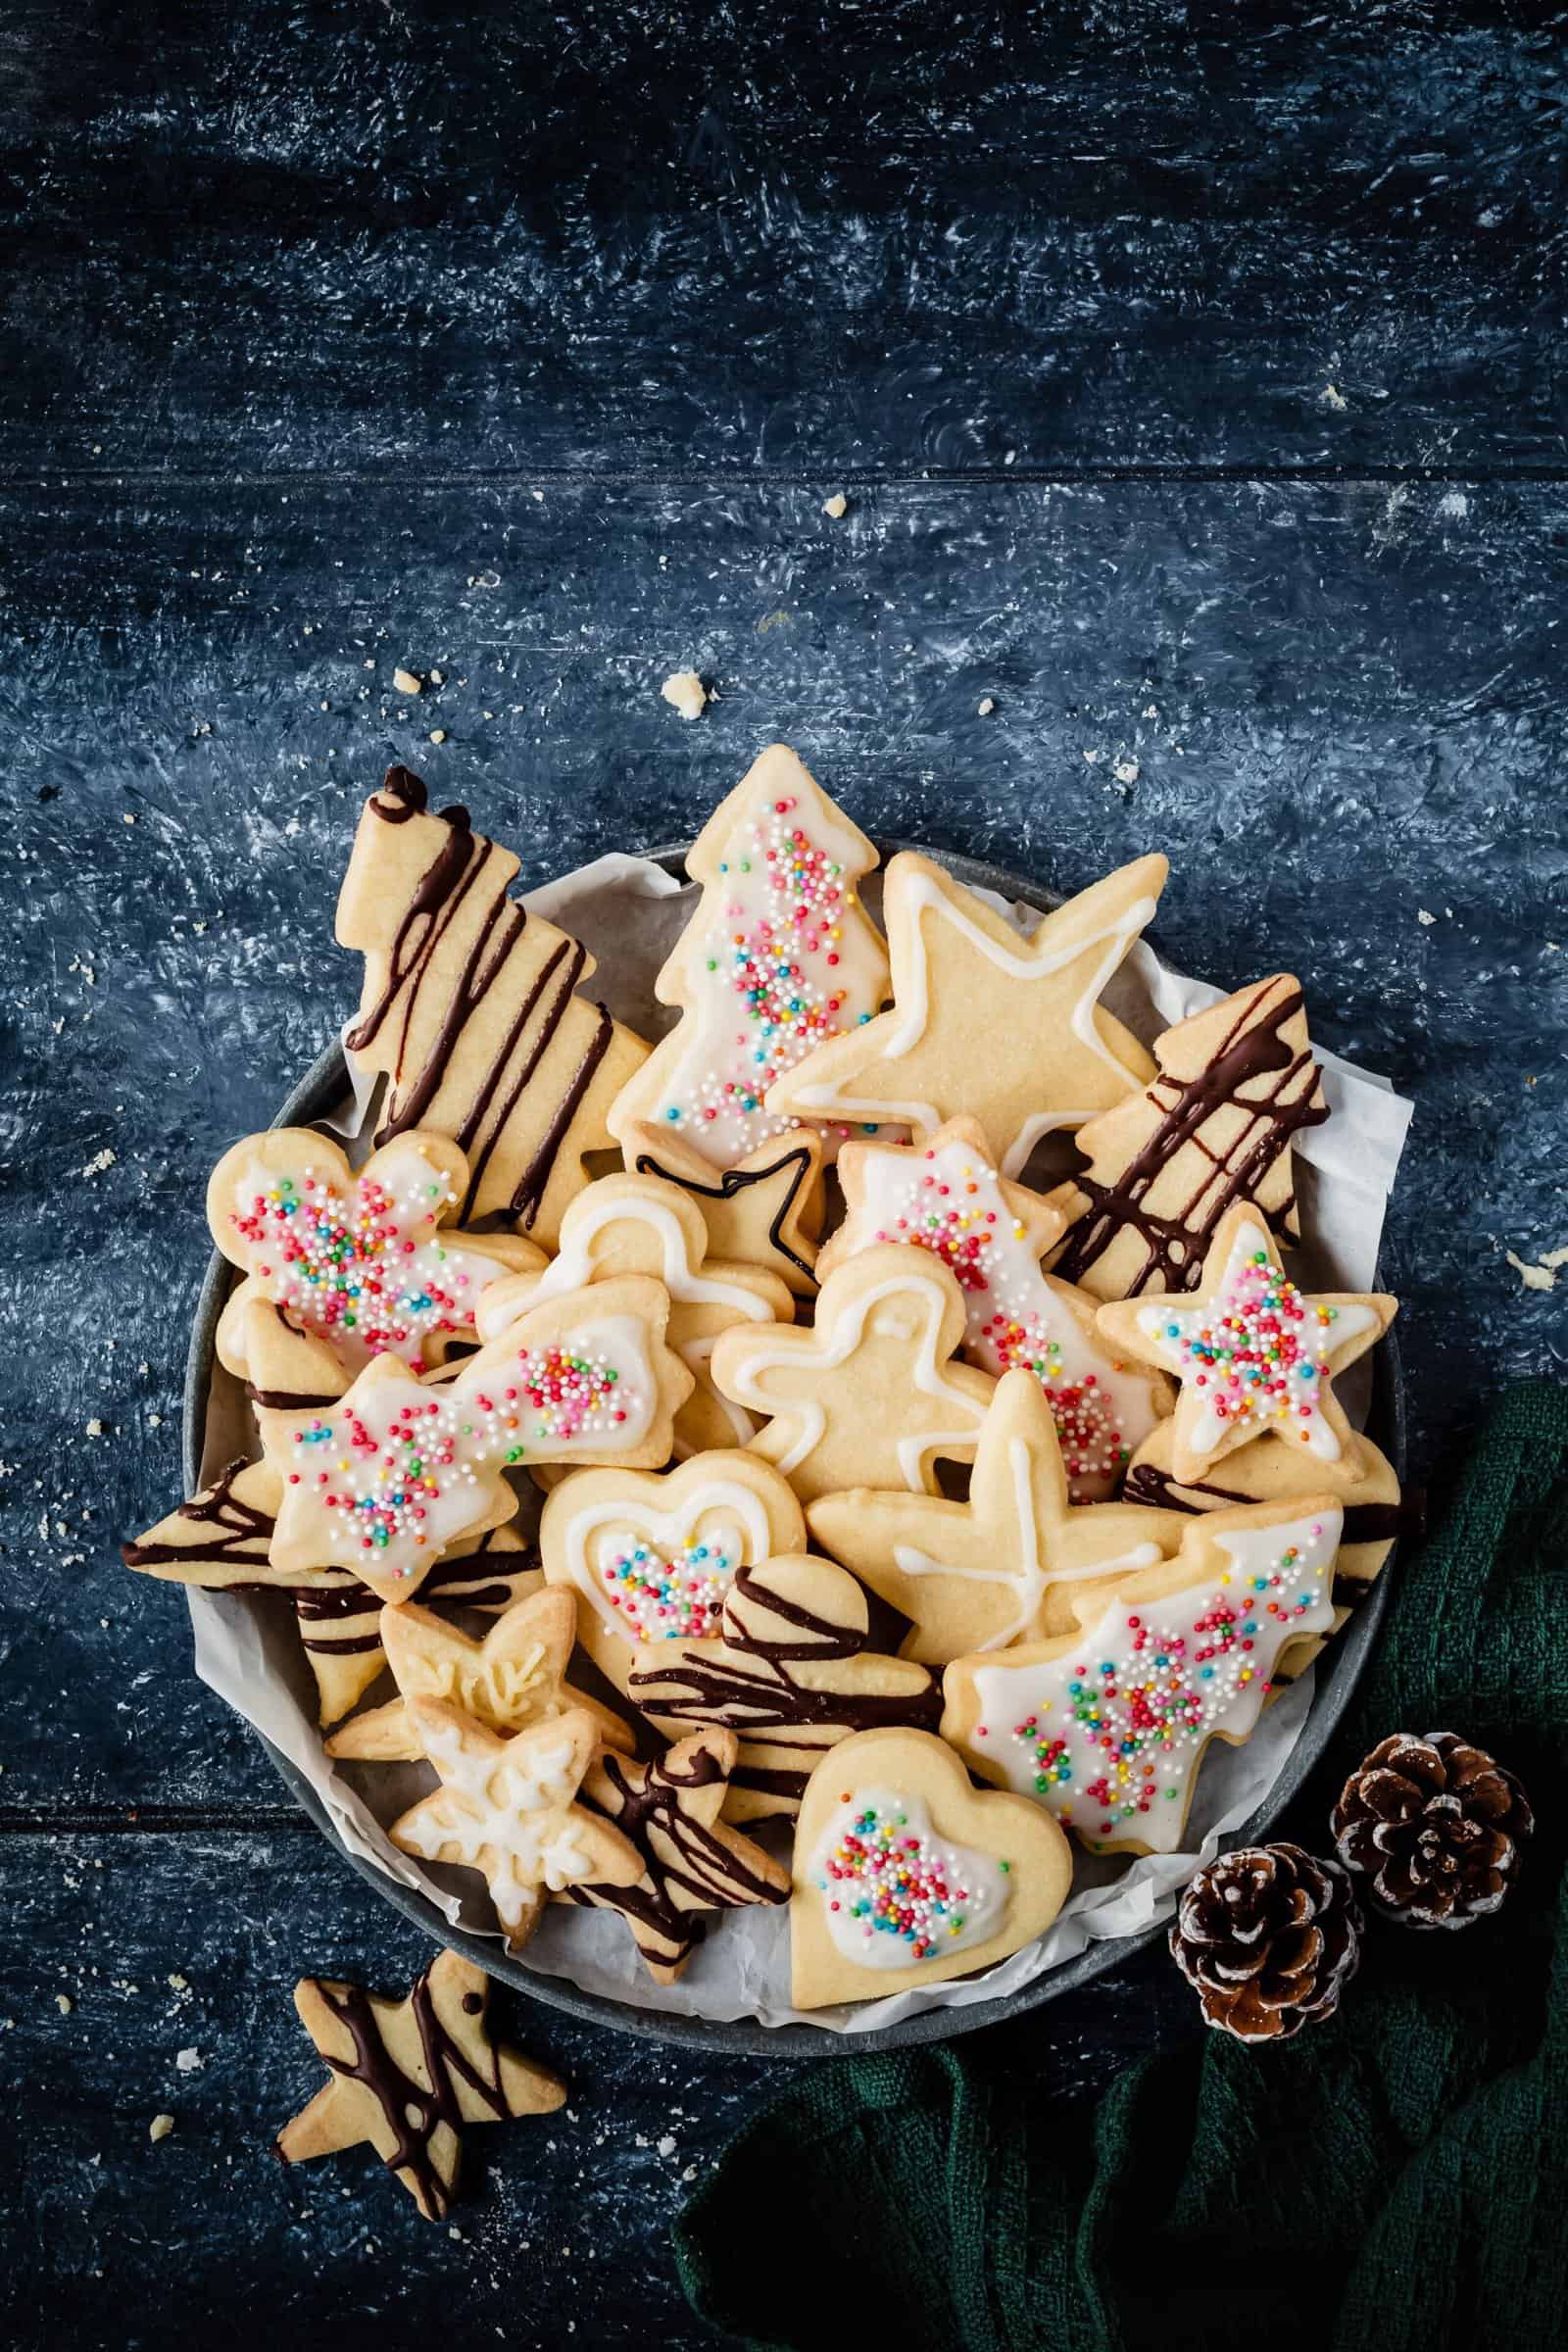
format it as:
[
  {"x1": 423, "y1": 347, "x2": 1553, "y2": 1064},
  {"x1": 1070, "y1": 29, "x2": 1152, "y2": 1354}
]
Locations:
[
  {"x1": 207, "y1": 1125, "x2": 546, "y2": 1384},
  {"x1": 389, "y1": 1703, "x2": 643, "y2": 1951},
  {"x1": 622, "y1": 1119, "x2": 826, "y2": 1298},
  {"x1": 470, "y1": 1170, "x2": 794, "y2": 1459},
  {"x1": 764, "y1": 849, "x2": 1167, "y2": 1177},
  {"x1": 275, "y1": 1948, "x2": 564, "y2": 2222},
  {"x1": 1095, "y1": 1203, "x2": 1396, "y2": 1486},
  {"x1": 336, "y1": 765, "x2": 650, "y2": 1250},
  {"x1": 816, "y1": 1114, "x2": 1168, "y2": 1500},
  {"x1": 790, "y1": 1727, "x2": 1073, "y2": 2008},
  {"x1": 942, "y1": 1496, "x2": 1344, "y2": 1854},
  {"x1": 807, "y1": 1368, "x2": 1184, "y2": 1664},
  {"x1": 1050, "y1": 973, "x2": 1330, "y2": 1302},
  {"x1": 263, "y1": 1274, "x2": 693, "y2": 1601},
  {"x1": 537, "y1": 1448, "x2": 806, "y2": 1721},
  {"x1": 606, "y1": 743, "x2": 891, "y2": 1165},
  {"x1": 709, "y1": 1244, "x2": 995, "y2": 1505},
  {"x1": 560, "y1": 1729, "x2": 790, "y2": 1984},
  {"x1": 324, "y1": 1585, "x2": 632, "y2": 1763}
]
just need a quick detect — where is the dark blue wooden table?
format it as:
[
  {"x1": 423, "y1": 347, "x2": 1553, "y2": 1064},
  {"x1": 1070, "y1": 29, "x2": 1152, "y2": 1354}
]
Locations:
[{"x1": 3, "y1": 6, "x2": 1565, "y2": 2344}]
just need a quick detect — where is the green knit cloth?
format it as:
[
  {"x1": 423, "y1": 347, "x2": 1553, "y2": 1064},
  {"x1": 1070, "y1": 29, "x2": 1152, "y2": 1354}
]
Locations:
[{"x1": 675, "y1": 1381, "x2": 1568, "y2": 2352}]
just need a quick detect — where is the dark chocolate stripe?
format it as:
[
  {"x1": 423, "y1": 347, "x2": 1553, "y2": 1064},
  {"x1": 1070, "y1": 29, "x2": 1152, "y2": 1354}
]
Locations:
[
  {"x1": 510, "y1": 999, "x2": 613, "y2": 1227},
  {"x1": 121, "y1": 1459, "x2": 272, "y2": 1569},
  {"x1": 1122, "y1": 1460, "x2": 1409, "y2": 1548},
  {"x1": 632, "y1": 1139, "x2": 817, "y2": 1284}
]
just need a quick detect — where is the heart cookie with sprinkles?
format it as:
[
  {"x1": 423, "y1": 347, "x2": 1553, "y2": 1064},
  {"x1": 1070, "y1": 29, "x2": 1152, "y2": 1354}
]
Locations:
[
  {"x1": 941, "y1": 1495, "x2": 1344, "y2": 1854},
  {"x1": 790, "y1": 1727, "x2": 1073, "y2": 2008},
  {"x1": 1095, "y1": 1204, "x2": 1396, "y2": 1485},
  {"x1": 537, "y1": 1448, "x2": 806, "y2": 1710}
]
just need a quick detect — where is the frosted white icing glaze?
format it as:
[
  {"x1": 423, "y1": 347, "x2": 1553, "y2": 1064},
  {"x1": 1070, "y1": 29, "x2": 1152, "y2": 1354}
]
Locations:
[
  {"x1": 224, "y1": 1137, "x2": 508, "y2": 1368},
  {"x1": 400, "y1": 1643, "x2": 555, "y2": 1726},
  {"x1": 723, "y1": 1269, "x2": 987, "y2": 1490},
  {"x1": 402, "y1": 1719, "x2": 592, "y2": 1929},
  {"x1": 1132, "y1": 1222, "x2": 1379, "y2": 1463},
  {"x1": 892, "y1": 1439, "x2": 1161, "y2": 1648},
  {"x1": 647, "y1": 788, "x2": 889, "y2": 1164},
  {"x1": 841, "y1": 1135, "x2": 1158, "y2": 1500},
  {"x1": 809, "y1": 1786, "x2": 1010, "y2": 1970},
  {"x1": 491, "y1": 1190, "x2": 769, "y2": 1329},
  {"x1": 560, "y1": 1479, "x2": 776, "y2": 1642},
  {"x1": 967, "y1": 1506, "x2": 1342, "y2": 1851},
  {"x1": 789, "y1": 872, "x2": 1159, "y2": 1165}
]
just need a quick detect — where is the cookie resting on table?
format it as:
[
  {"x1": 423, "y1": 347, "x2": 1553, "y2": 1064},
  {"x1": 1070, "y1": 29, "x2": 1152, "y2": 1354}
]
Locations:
[
  {"x1": 941, "y1": 1496, "x2": 1344, "y2": 1854},
  {"x1": 789, "y1": 1727, "x2": 1074, "y2": 2008},
  {"x1": 764, "y1": 847, "x2": 1167, "y2": 1176},
  {"x1": 274, "y1": 1948, "x2": 564, "y2": 2222},
  {"x1": 606, "y1": 742, "x2": 891, "y2": 1166}
]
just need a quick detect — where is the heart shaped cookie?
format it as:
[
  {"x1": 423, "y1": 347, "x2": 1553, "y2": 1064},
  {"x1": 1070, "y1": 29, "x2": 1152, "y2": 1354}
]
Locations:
[{"x1": 791, "y1": 1728, "x2": 1073, "y2": 2008}]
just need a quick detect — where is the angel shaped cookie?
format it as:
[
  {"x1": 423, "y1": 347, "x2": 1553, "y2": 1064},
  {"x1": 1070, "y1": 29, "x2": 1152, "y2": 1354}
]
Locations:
[
  {"x1": 1051, "y1": 973, "x2": 1329, "y2": 1300},
  {"x1": 1095, "y1": 1204, "x2": 1396, "y2": 1485},
  {"x1": 472, "y1": 1171, "x2": 793, "y2": 1456},
  {"x1": 336, "y1": 765, "x2": 650, "y2": 1247},
  {"x1": 206, "y1": 1125, "x2": 545, "y2": 1382},
  {"x1": 389, "y1": 1704, "x2": 643, "y2": 1950},
  {"x1": 806, "y1": 1369, "x2": 1183, "y2": 1663},
  {"x1": 765, "y1": 849, "x2": 1167, "y2": 1175},
  {"x1": 942, "y1": 1496, "x2": 1344, "y2": 1853},
  {"x1": 709, "y1": 1245, "x2": 995, "y2": 1505},
  {"x1": 607, "y1": 744, "x2": 890, "y2": 1165},
  {"x1": 626, "y1": 1553, "x2": 944, "y2": 1823},
  {"x1": 817, "y1": 1115, "x2": 1168, "y2": 1500}
]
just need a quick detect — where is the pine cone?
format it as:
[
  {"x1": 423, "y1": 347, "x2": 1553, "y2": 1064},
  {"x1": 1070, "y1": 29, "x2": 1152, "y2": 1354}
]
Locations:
[
  {"x1": 1169, "y1": 1842, "x2": 1362, "y2": 2042},
  {"x1": 1331, "y1": 1731, "x2": 1532, "y2": 1930}
]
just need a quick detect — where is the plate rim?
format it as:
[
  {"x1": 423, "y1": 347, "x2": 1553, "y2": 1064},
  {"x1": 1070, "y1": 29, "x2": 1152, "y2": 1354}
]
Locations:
[{"x1": 181, "y1": 840, "x2": 1406, "y2": 2060}]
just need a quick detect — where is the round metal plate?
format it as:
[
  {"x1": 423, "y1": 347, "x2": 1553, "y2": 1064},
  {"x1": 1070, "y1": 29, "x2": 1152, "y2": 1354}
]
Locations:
[{"x1": 183, "y1": 844, "x2": 1405, "y2": 2059}]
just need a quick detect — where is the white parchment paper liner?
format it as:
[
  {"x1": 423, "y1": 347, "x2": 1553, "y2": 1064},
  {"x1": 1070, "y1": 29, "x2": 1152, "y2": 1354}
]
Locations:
[{"x1": 188, "y1": 847, "x2": 1411, "y2": 2034}]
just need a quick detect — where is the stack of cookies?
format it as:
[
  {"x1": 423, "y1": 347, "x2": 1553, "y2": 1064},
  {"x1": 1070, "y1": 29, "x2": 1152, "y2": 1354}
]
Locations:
[{"x1": 125, "y1": 748, "x2": 1400, "y2": 2013}]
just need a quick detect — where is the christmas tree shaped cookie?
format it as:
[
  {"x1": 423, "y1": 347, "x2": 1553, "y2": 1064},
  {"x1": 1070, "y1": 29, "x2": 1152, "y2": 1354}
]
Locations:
[
  {"x1": 336, "y1": 766, "x2": 650, "y2": 1248},
  {"x1": 1051, "y1": 974, "x2": 1330, "y2": 1301},
  {"x1": 606, "y1": 745, "x2": 891, "y2": 1165},
  {"x1": 817, "y1": 1114, "x2": 1168, "y2": 1500},
  {"x1": 942, "y1": 1496, "x2": 1345, "y2": 1853},
  {"x1": 806, "y1": 1369, "x2": 1183, "y2": 1662},
  {"x1": 765, "y1": 849, "x2": 1167, "y2": 1175},
  {"x1": 1096, "y1": 1204, "x2": 1396, "y2": 1484}
]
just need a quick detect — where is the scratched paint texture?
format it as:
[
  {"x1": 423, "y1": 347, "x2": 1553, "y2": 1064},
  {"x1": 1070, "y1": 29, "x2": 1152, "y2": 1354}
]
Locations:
[{"x1": 1, "y1": 3, "x2": 1566, "y2": 2347}]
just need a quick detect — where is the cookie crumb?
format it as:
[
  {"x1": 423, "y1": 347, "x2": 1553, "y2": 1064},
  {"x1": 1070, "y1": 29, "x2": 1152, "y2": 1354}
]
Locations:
[
  {"x1": 85, "y1": 1419, "x2": 104, "y2": 1438},
  {"x1": 175, "y1": 2047, "x2": 204, "y2": 2073},
  {"x1": 429, "y1": 729, "x2": 447, "y2": 745},
  {"x1": 977, "y1": 697, "x2": 996, "y2": 717},
  {"x1": 1322, "y1": 383, "x2": 1348, "y2": 410},
  {"x1": 1112, "y1": 759, "x2": 1140, "y2": 784},
  {"x1": 149, "y1": 2114, "x2": 175, "y2": 2143},
  {"x1": 82, "y1": 1149, "x2": 116, "y2": 1177},
  {"x1": 661, "y1": 670, "x2": 709, "y2": 722},
  {"x1": 822, "y1": 492, "x2": 848, "y2": 518},
  {"x1": 1417, "y1": 908, "x2": 1437, "y2": 926},
  {"x1": 657, "y1": 2133, "x2": 677, "y2": 2157},
  {"x1": 167, "y1": 1973, "x2": 189, "y2": 1991},
  {"x1": 56, "y1": 1993, "x2": 73, "y2": 2015},
  {"x1": 1505, "y1": 1246, "x2": 1568, "y2": 1294}
]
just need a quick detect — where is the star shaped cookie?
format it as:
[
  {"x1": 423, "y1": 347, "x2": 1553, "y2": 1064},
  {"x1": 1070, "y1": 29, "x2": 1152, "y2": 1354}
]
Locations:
[
  {"x1": 1095, "y1": 1203, "x2": 1396, "y2": 1484},
  {"x1": 473, "y1": 1170, "x2": 793, "y2": 1458},
  {"x1": 622, "y1": 1119, "x2": 825, "y2": 1298},
  {"x1": 325, "y1": 1586, "x2": 632, "y2": 1762},
  {"x1": 274, "y1": 1947, "x2": 564, "y2": 2220},
  {"x1": 709, "y1": 1244, "x2": 995, "y2": 1504},
  {"x1": 806, "y1": 1369, "x2": 1183, "y2": 1663},
  {"x1": 390, "y1": 1703, "x2": 643, "y2": 1948},
  {"x1": 764, "y1": 850, "x2": 1167, "y2": 1175},
  {"x1": 562, "y1": 1729, "x2": 790, "y2": 1982}
]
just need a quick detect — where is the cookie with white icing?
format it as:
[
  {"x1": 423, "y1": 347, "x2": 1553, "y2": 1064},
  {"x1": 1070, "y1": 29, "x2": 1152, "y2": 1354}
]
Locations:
[
  {"x1": 207, "y1": 1125, "x2": 546, "y2": 1384},
  {"x1": 606, "y1": 744, "x2": 891, "y2": 1165},
  {"x1": 473, "y1": 1170, "x2": 793, "y2": 1459},
  {"x1": 1096, "y1": 1203, "x2": 1396, "y2": 1485},
  {"x1": 709, "y1": 1244, "x2": 995, "y2": 1505},
  {"x1": 817, "y1": 1114, "x2": 1168, "y2": 1501},
  {"x1": 942, "y1": 1496, "x2": 1344, "y2": 1854},
  {"x1": 336, "y1": 765, "x2": 650, "y2": 1249},
  {"x1": 537, "y1": 1448, "x2": 806, "y2": 1714},
  {"x1": 790, "y1": 1727, "x2": 1073, "y2": 2008},
  {"x1": 765, "y1": 848, "x2": 1167, "y2": 1176},
  {"x1": 807, "y1": 1368, "x2": 1184, "y2": 1664}
]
